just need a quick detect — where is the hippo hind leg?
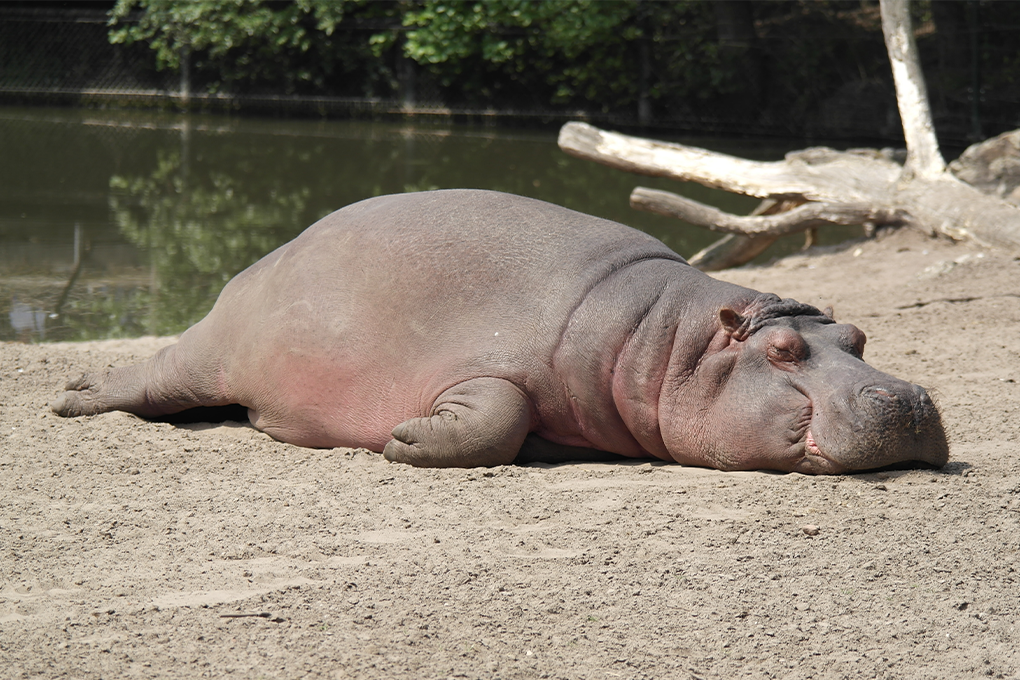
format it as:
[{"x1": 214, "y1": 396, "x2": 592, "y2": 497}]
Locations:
[
  {"x1": 51, "y1": 341, "x2": 229, "y2": 419},
  {"x1": 383, "y1": 378, "x2": 532, "y2": 468}
]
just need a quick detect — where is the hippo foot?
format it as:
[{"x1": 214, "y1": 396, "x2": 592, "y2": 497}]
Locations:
[
  {"x1": 383, "y1": 378, "x2": 532, "y2": 468},
  {"x1": 51, "y1": 362, "x2": 163, "y2": 418},
  {"x1": 51, "y1": 372, "x2": 117, "y2": 417}
]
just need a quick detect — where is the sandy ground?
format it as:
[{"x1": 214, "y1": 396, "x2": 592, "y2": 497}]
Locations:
[{"x1": 2, "y1": 227, "x2": 1019, "y2": 679}]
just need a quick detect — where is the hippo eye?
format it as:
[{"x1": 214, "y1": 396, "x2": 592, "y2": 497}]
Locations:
[
  {"x1": 767, "y1": 329, "x2": 807, "y2": 366},
  {"x1": 768, "y1": 346, "x2": 799, "y2": 364}
]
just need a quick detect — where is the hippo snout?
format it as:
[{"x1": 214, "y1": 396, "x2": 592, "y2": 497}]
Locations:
[{"x1": 821, "y1": 380, "x2": 949, "y2": 471}]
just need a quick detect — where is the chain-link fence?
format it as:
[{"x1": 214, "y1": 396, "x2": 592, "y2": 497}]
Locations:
[
  {"x1": 0, "y1": 6, "x2": 403, "y2": 118},
  {"x1": 2, "y1": 4, "x2": 1019, "y2": 143},
  {"x1": 0, "y1": 8, "x2": 175, "y2": 100},
  {"x1": 0, "y1": 6, "x2": 572, "y2": 121}
]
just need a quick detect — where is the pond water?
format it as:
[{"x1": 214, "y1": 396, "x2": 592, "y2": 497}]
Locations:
[{"x1": 0, "y1": 106, "x2": 862, "y2": 342}]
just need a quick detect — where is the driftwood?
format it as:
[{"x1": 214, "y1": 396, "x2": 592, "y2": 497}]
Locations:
[
  {"x1": 630, "y1": 188, "x2": 905, "y2": 238},
  {"x1": 679, "y1": 198, "x2": 794, "y2": 271},
  {"x1": 557, "y1": 0, "x2": 1020, "y2": 269}
]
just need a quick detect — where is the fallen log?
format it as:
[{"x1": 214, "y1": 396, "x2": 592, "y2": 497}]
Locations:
[
  {"x1": 559, "y1": 122, "x2": 1020, "y2": 256},
  {"x1": 629, "y1": 187, "x2": 906, "y2": 238}
]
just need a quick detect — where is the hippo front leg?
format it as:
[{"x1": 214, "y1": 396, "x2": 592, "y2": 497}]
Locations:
[{"x1": 383, "y1": 378, "x2": 533, "y2": 468}]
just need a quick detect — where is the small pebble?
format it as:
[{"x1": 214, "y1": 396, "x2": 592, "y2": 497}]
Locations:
[{"x1": 802, "y1": 525, "x2": 820, "y2": 536}]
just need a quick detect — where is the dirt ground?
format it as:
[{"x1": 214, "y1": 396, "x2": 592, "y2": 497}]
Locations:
[{"x1": 2, "y1": 226, "x2": 1019, "y2": 679}]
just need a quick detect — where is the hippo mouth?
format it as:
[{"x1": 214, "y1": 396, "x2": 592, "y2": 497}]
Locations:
[
  {"x1": 788, "y1": 401, "x2": 845, "y2": 474},
  {"x1": 788, "y1": 398, "x2": 850, "y2": 473},
  {"x1": 804, "y1": 430, "x2": 822, "y2": 457},
  {"x1": 794, "y1": 428, "x2": 846, "y2": 474}
]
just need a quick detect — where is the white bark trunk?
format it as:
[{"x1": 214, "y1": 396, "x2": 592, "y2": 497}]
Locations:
[{"x1": 880, "y1": 0, "x2": 946, "y2": 179}]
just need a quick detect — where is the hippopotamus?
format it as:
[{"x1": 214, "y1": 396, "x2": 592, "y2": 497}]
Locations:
[{"x1": 52, "y1": 189, "x2": 948, "y2": 474}]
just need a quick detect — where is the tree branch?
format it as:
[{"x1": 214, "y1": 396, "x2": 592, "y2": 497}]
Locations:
[
  {"x1": 686, "y1": 198, "x2": 796, "y2": 271},
  {"x1": 630, "y1": 187, "x2": 906, "y2": 237},
  {"x1": 686, "y1": 234, "x2": 778, "y2": 271},
  {"x1": 555, "y1": 1, "x2": 1020, "y2": 265}
]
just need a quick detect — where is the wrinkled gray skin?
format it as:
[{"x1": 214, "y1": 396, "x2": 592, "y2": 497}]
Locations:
[{"x1": 52, "y1": 190, "x2": 949, "y2": 474}]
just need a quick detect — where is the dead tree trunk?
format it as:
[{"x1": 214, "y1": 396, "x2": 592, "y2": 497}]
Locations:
[
  {"x1": 557, "y1": 0, "x2": 1020, "y2": 269},
  {"x1": 882, "y1": 0, "x2": 945, "y2": 180}
]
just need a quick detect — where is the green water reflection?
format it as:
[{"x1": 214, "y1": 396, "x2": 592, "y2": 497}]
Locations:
[{"x1": 0, "y1": 107, "x2": 861, "y2": 342}]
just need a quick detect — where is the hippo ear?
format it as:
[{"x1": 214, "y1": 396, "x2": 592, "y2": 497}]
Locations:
[
  {"x1": 823, "y1": 306, "x2": 836, "y2": 321},
  {"x1": 719, "y1": 308, "x2": 749, "y2": 340}
]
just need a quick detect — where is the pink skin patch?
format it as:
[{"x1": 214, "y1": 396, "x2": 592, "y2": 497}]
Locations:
[
  {"x1": 805, "y1": 430, "x2": 822, "y2": 456},
  {"x1": 793, "y1": 428, "x2": 844, "y2": 474}
]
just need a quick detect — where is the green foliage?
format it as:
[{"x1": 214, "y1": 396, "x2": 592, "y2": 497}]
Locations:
[
  {"x1": 109, "y1": 0, "x2": 351, "y2": 71},
  {"x1": 105, "y1": 0, "x2": 724, "y2": 113},
  {"x1": 103, "y1": 0, "x2": 1020, "y2": 139},
  {"x1": 377, "y1": 1, "x2": 765, "y2": 114},
  {"x1": 108, "y1": 0, "x2": 388, "y2": 94},
  {"x1": 402, "y1": 0, "x2": 636, "y2": 66}
]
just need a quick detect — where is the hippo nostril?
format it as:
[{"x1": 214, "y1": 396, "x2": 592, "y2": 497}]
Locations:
[
  {"x1": 862, "y1": 386, "x2": 900, "y2": 404},
  {"x1": 859, "y1": 385, "x2": 913, "y2": 424}
]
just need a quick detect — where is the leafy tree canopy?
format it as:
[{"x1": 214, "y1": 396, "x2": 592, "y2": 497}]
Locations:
[
  {"x1": 106, "y1": 1, "x2": 1020, "y2": 141},
  {"x1": 400, "y1": 0, "x2": 636, "y2": 65},
  {"x1": 106, "y1": 0, "x2": 719, "y2": 108},
  {"x1": 109, "y1": 0, "x2": 356, "y2": 71}
]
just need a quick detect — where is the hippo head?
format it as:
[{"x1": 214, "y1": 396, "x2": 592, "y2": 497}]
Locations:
[{"x1": 662, "y1": 297, "x2": 949, "y2": 474}]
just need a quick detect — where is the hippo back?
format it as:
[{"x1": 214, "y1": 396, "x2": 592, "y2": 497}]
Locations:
[{"x1": 215, "y1": 190, "x2": 689, "y2": 449}]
